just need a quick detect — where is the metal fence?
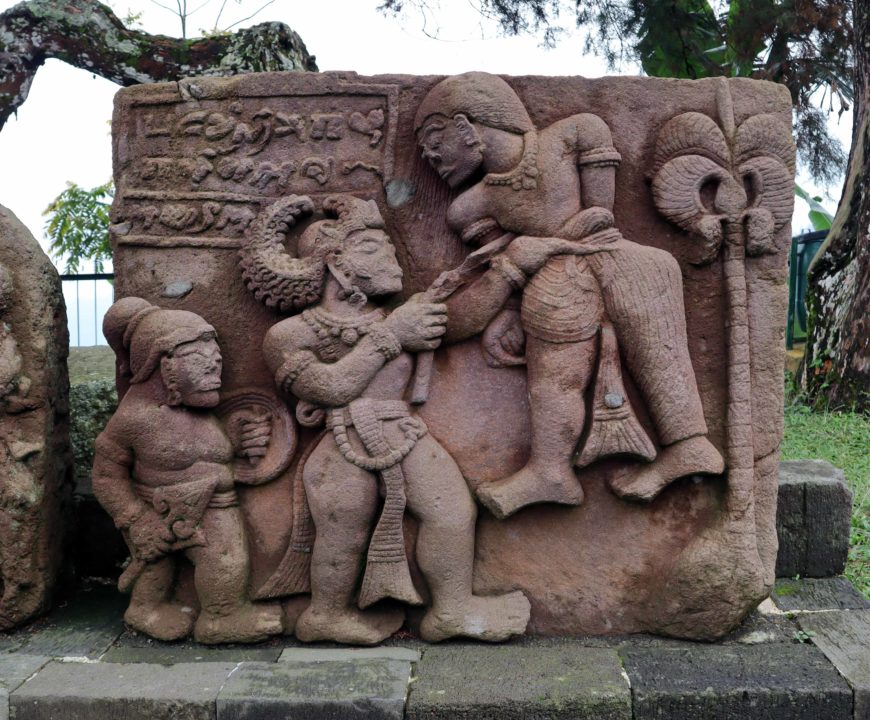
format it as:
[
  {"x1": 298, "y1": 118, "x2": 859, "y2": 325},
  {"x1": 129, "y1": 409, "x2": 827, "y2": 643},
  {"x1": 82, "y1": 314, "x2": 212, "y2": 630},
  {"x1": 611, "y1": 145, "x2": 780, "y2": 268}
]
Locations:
[{"x1": 60, "y1": 273, "x2": 114, "y2": 347}]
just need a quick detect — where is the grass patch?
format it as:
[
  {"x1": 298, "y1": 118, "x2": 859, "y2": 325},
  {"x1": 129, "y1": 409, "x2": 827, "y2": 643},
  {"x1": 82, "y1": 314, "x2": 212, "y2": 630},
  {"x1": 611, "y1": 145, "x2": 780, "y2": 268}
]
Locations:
[{"x1": 782, "y1": 402, "x2": 870, "y2": 598}]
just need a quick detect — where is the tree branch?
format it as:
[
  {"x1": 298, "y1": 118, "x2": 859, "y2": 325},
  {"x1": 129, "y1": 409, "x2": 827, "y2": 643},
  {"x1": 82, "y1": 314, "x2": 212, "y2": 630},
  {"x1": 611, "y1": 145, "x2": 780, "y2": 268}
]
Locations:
[{"x1": 0, "y1": 0, "x2": 318, "y2": 132}]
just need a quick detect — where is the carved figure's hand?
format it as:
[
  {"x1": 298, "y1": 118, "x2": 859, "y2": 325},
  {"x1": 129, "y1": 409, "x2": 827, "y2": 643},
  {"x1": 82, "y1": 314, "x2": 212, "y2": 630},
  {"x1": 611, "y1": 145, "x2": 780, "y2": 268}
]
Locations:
[
  {"x1": 482, "y1": 309, "x2": 526, "y2": 367},
  {"x1": 128, "y1": 510, "x2": 174, "y2": 562},
  {"x1": 504, "y1": 235, "x2": 583, "y2": 275},
  {"x1": 382, "y1": 298, "x2": 448, "y2": 352},
  {"x1": 228, "y1": 408, "x2": 272, "y2": 465}
]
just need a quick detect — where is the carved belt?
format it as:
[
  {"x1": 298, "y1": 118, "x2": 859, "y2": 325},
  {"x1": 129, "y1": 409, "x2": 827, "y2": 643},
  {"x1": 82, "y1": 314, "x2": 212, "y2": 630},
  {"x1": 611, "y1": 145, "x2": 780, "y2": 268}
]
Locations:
[{"x1": 327, "y1": 398, "x2": 426, "y2": 608}]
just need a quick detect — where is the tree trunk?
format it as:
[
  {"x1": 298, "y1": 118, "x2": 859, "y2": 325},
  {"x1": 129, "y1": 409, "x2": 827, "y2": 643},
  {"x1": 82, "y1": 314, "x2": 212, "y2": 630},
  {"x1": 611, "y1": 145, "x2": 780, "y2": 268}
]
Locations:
[
  {"x1": 0, "y1": 0, "x2": 317, "y2": 131},
  {"x1": 804, "y1": 1, "x2": 869, "y2": 411}
]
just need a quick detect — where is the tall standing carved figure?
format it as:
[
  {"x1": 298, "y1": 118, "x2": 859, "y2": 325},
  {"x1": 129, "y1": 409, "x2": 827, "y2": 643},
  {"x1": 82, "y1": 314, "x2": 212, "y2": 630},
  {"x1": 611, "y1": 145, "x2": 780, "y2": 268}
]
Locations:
[
  {"x1": 242, "y1": 193, "x2": 531, "y2": 645},
  {"x1": 93, "y1": 299, "x2": 284, "y2": 643},
  {"x1": 414, "y1": 72, "x2": 724, "y2": 517}
]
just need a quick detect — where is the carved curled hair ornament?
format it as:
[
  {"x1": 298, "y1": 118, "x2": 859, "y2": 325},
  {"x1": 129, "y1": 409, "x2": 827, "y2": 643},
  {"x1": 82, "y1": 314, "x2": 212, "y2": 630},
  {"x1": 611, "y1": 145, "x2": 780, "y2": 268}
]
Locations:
[
  {"x1": 238, "y1": 194, "x2": 321, "y2": 313},
  {"x1": 102, "y1": 297, "x2": 216, "y2": 383},
  {"x1": 240, "y1": 194, "x2": 388, "y2": 313}
]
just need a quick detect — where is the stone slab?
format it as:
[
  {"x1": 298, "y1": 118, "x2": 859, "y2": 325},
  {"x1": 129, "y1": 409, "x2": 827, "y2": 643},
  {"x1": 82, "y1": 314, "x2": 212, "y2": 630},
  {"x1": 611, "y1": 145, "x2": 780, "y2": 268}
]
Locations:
[
  {"x1": 11, "y1": 583, "x2": 126, "y2": 658},
  {"x1": 621, "y1": 643, "x2": 853, "y2": 719},
  {"x1": 772, "y1": 578, "x2": 870, "y2": 613},
  {"x1": 798, "y1": 610, "x2": 870, "y2": 720},
  {"x1": 777, "y1": 460, "x2": 853, "y2": 577},
  {"x1": 102, "y1": 645, "x2": 282, "y2": 665},
  {"x1": 278, "y1": 646, "x2": 421, "y2": 663},
  {"x1": 406, "y1": 645, "x2": 630, "y2": 719},
  {"x1": 10, "y1": 660, "x2": 237, "y2": 720},
  {"x1": 216, "y1": 659, "x2": 411, "y2": 720},
  {"x1": 0, "y1": 655, "x2": 49, "y2": 720}
]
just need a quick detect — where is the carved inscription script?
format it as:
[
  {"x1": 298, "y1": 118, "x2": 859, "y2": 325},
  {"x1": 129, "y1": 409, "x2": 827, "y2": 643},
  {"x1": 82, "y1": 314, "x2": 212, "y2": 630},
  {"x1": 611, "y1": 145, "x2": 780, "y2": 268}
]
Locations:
[{"x1": 114, "y1": 84, "x2": 398, "y2": 249}]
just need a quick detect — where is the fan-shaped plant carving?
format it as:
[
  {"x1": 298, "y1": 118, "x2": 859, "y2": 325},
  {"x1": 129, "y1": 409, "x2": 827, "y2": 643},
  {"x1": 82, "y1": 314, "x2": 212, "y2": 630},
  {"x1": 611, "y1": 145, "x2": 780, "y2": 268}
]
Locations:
[{"x1": 647, "y1": 80, "x2": 795, "y2": 638}]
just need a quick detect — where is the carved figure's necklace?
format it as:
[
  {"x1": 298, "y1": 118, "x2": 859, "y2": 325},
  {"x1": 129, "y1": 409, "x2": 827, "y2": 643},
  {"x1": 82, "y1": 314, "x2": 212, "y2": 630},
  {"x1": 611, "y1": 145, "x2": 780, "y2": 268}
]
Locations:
[{"x1": 302, "y1": 306, "x2": 386, "y2": 361}]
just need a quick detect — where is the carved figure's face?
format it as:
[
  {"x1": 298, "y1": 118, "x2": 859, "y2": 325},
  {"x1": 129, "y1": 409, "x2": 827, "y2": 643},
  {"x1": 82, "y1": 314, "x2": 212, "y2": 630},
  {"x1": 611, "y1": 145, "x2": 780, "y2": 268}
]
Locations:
[
  {"x1": 339, "y1": 228, "x2": 403, "y2": 297},
  {"x1": 418, "y1": 114, "x2": 484, "y2": 189},
  {"x1": 161, "y1": 336, "x2": 222, "y2": 408}
]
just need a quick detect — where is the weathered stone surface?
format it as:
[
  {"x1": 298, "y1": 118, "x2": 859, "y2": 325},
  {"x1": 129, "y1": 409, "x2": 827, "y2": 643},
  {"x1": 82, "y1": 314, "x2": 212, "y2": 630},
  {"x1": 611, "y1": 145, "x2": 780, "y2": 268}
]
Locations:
[
  {"x1": 10, "y1": 660, "x2": 236, "y2": 720},
  {"x1": 10, "y1": 583, "x2": 126, "y2": 659},
  {"x1": 772, "y1": 578, "x2": 870, "y2": 612},
  {"x1": 622, "y1": 644, "x2": 853, "y2": 719},
  {"x1": 0, "y1": 654, "x2": 49, "y2": 720},
  {"x1": 278, "y1": 646, "x2": 421, "y2": 663},
  {"x1": 777, "y1": 459, "x2": 853, "y2": 577},
  {"x1": 216, "y1": 659, "x2": 411, "y2": 720},
  {"x1": 107, "y1": 71, "x2": 794, "y2": 642},
  {"x1": 102, "y1": 644, "x2": 282, "y2": 664},
  {"x1": 798, "y1": 610, "x2": 870, "y2": 720},
  {"x1": 406, "y1": 645, "x2": 631, "y2": 719},
  {"x1": 0, "y1": 205, "x2": 72, "y2": 630}
]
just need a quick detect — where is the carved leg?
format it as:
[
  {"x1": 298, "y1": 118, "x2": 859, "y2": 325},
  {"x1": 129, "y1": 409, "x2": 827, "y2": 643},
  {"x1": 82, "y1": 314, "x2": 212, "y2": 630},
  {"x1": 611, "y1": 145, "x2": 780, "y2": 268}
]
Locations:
[
  {"x1": 295, "y1": 437, "x2": 405, "y2": 645},
  {"x1": 187, "y1": 507, "x2": 283, "y2": 644},
  {"x1": 124, "y1": 556, "x2": 194, "y2": 641},
  {"x1": 401, "y1": 435, "x2": 530, "y2": 642},
  {"x1": 589, "y1": 242, "x2": 724, "y2": 500},
  {"x1": 477, "y1": 335, "x2": 595, "y2": 519}
]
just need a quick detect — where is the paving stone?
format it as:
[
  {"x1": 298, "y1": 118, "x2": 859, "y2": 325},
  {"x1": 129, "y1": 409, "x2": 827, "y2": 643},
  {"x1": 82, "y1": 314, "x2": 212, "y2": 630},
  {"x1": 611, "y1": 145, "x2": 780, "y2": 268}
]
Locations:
[
  {"x1": 406, "y1": 645, "x2": 630, "y2": 720},
  {"x1": 772, "y1": 578, "x2": 870, "y2": 613},
  {"x1": 798, "y1": 610, "x2": 870, "y2": 720},
  {"x1": 622, "y1": 643, "x2": 853, "y2": 720},
  {"x1": 10, "y1": 660, "x2": 237, "y2": 720},
  {"x1": 102, "y1": 645, "x2": 281, "y2": 664},
  {"x1": 278, "y1": 646, "x2": 421, "y2": 663},
  {"x1": 8, "y1": 583, "x2": 126, "y2": 659},
  {"x1": 777, "y1": 460, "x2": 853, "y2": 578},
  {"x1": 0, "y1": 655, "x2": 49, "y2": 720},
  {"x1": 216, "y1": 659, "x2": 411, "y2": 719}
]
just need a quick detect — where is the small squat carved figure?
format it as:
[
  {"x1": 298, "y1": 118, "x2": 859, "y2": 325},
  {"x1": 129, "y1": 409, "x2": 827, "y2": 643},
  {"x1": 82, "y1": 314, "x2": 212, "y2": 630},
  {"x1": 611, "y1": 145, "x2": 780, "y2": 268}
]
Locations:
[
  {"x1": 415, "y1": 72, "x2": 725, "y2": 516},
  {"x1": 254, "y1": 194, "x2": 531, "y2": 645},
  {"x1": 93, "y1": 299, "x2": 283, "y2": 643}
]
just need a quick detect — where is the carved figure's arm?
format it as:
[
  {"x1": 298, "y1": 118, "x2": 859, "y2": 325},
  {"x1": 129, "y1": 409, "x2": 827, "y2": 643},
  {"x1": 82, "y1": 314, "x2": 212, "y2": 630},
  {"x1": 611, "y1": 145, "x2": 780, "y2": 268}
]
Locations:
[
  {"x1": 92, "y1": 418, "x2": 175, "y2": 561},
  {"x1": 571, "y1": 113, "x2": 621, "y2": 211},
  {"x1": 264, "y1": 303, "x2": 445, "y2": 407},
  {"x1": 444, "y1": 266, "x2": 522, "y2": 343}
]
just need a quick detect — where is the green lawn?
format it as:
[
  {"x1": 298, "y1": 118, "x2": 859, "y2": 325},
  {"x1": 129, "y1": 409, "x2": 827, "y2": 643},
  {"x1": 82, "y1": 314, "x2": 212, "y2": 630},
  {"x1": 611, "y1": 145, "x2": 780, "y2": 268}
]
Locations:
[{"x1": 781, "y1": 403, "x2": 870, "y2": 597}]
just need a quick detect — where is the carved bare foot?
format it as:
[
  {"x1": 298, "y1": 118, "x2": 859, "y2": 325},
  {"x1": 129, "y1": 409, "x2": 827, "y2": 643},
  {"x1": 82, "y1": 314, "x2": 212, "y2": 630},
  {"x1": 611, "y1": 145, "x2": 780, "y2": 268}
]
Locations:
[
  {"x1": 124, "y1": 601, "x2": 194, "y2": 641},
  {"x1": 477, "y1": 464, "x2": 584, "y2": 519},
  {"x1": 609, "y1": 435, "x2": 725, "y2": 502},
  {"x1": 420, "y1": 591, "x2": 531, "y2": 642},
  {"x1": 295, "y1": 605, "x2": 405, "y2": 646},
  {"x1": 194, "y1": 602, "x2": 283, "y2": 644}
]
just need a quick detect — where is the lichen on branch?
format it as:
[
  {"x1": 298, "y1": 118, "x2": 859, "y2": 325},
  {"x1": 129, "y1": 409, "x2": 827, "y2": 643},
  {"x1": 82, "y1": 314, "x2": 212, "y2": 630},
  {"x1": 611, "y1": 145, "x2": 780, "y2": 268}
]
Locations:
[{"x1": 0, "y1": 0, "x2": 317, "y2": 130}]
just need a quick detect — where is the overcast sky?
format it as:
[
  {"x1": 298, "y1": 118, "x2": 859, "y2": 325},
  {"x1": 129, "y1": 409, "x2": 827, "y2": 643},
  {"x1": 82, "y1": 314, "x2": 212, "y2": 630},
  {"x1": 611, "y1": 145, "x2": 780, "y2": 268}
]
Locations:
[{"x1": 0, "y1": 0, "x2": 852, "y2": 256}]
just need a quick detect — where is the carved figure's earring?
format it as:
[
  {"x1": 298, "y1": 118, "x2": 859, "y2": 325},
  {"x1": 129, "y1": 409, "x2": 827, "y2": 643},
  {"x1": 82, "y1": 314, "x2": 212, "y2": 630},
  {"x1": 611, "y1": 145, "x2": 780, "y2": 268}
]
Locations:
[
  {"x1": 160, "y1": 356, "x2": 182, "y2": 406},
  {"x1": 327, "y1": 259, "x2": 367, "y2": 308}
]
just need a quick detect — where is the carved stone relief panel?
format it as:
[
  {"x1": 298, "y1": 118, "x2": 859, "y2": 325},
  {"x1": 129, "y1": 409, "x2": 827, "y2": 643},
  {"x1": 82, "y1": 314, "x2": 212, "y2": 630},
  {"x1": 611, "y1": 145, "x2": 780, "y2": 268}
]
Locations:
[{"x1": 106, "y1": 71, "x2": 794, "y2": 643}]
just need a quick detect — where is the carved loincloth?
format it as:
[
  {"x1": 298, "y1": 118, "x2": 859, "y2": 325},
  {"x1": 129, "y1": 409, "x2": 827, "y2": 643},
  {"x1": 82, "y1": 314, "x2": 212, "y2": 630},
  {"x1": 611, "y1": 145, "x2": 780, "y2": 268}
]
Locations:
[
  {"x1": 328, "y1": 398, "x2": 427, "y2": 609},
  {"x1": 134, "y1": 478, "x2": 235, "y2": 551}
]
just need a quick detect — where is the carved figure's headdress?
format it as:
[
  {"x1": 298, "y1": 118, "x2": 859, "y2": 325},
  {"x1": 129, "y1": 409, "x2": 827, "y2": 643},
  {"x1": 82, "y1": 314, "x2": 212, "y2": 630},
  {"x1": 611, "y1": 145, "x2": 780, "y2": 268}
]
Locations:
[
  {"x1": 239, "y1": 194, "x2": 387, "y2": 313},
  {"x1": 414, "y1": 72, "x2": 534, "y2": 136},
  {"x1": 103, "y1": 297, "x2": 216, "y2": 384},
  {"x1": 414, "y1": 72, "x2": 539, "y2": 191}
]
